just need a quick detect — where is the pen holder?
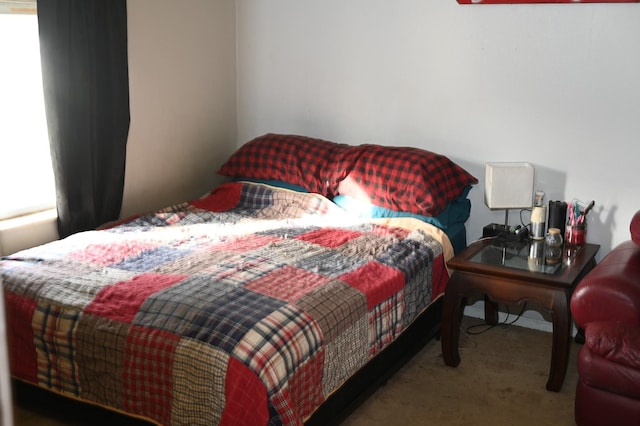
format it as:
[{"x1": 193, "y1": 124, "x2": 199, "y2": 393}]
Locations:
[{"x1": 565, "y1": 223, "x2": 587, "y2": 246}]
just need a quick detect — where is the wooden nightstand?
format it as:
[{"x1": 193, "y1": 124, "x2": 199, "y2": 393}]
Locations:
[{"x1": 441, "y1": 238, "x2": 599, "y2": 392}]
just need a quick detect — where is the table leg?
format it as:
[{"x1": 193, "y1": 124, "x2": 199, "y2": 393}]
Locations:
[
  {"x1": 546, "y1": 290, "x2": 571, "y2": 392},
  {"x1": 484, "y1": 296, "x2": 499, "y2": 325},
  {"x1": 442, "y1": 274, "x2": 465, "y2": 367}
]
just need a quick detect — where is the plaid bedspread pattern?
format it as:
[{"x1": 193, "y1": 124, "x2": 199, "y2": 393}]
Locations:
[{"x1": 1, "y1": 182, "x2": 448, "y2": 426}]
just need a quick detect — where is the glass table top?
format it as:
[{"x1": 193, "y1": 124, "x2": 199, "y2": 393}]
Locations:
[{"x1": 469, "y1": 239, "x2": 573, "y2": 275}]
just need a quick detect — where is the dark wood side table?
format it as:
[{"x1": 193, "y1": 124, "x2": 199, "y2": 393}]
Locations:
[{"x1": 441, "y1": 238, "x2": 599, "y2": 392}]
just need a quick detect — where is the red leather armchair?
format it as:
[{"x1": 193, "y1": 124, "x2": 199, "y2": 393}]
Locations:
[{"x1": 570, "y1": 210, "x2": 640, "y2": 426}]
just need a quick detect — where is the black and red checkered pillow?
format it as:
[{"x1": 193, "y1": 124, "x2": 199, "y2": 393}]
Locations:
[
  {"x1": 217, "y1": 133, "x2": 349, "y2": 195},
  {"x1": 218, "y1": 134, "x2": 477, "y2": 216},
  {"x1": 335, "y1": 144, "x2": 478, "y2": 216}
]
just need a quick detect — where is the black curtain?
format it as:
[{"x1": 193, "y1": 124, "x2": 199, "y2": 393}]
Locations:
[{"x1": 37, "y1": 0, "x2": 130, "y2": 238}]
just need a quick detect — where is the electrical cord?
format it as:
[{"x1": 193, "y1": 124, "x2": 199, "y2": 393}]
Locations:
[
  {"x1": 465, "y1": 212, "x2": 533, "y2": 336},
  {"x1": 519, "y1": 208, "x2": 532, "y2": 232},
  {"x1": 464, "y1": 302, "x2": 528, "y2": 335}
]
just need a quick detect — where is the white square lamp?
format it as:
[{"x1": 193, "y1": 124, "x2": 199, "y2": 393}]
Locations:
[{"x1": 484, "y1": 162, "x2": 535, "y2": 226}]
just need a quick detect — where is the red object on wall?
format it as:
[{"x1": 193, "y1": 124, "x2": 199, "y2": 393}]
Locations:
[{"x1": 457, "y1": 0, "x2": 639, "y2": 3}]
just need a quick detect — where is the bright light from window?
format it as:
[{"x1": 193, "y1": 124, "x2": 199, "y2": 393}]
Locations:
[{"x1": 0, "y1": 13, "x2": 56, "y2": 220}]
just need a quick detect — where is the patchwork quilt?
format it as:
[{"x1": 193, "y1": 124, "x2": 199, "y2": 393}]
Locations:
[{"x1": 0, "y1": 182, "x2": 451, "y2": 426}]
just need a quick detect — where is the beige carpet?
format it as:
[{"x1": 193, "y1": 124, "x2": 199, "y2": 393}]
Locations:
[
  {"x1": 11, "y1": 316, "x2": 579, "y2": 426},
  {"x1": 340, "y1": 316, "x2": 578, "y2": 426}
]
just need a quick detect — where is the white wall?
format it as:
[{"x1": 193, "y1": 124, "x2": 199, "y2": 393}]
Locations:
[
  {"x1": 122, "y1": 0, "x2": 237, "y2": 218},
  {"x1": 236, "y1": 0, "x2": 640, "y2": 258},
  {"x1": 5, "y1": 0, "x2": 639, "y2": 264}
]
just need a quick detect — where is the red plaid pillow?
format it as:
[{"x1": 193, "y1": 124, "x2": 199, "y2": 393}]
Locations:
[
  {"x1": 335, "y1": 144, "x2": 477, "y2": 216},
  {"x1": 219, "y1": 134, "x2": 477, "y2": 216},
  {"x1": 217, "y1": 133, "x2": 349, "y2": 195}
]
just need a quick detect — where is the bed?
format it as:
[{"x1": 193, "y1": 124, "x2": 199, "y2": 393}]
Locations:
[{"x1": 1, "y1": 134, "x2": 477, "y2": 425}]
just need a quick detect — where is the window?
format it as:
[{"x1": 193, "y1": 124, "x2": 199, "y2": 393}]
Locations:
[{"x1": 0, "y1": 1, "x2": 56, "y2": 220}]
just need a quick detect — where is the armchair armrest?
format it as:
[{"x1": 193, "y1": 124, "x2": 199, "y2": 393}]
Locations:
[
  {"x1": 632, "y1": 209, "x2": 640, "y2": 245},
  {"x1": 585, "y1": 321, "x2": 640, "y2": 370},
  {"x1": 571, "y1": 240, "x2": 640, "y2": 329}
]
